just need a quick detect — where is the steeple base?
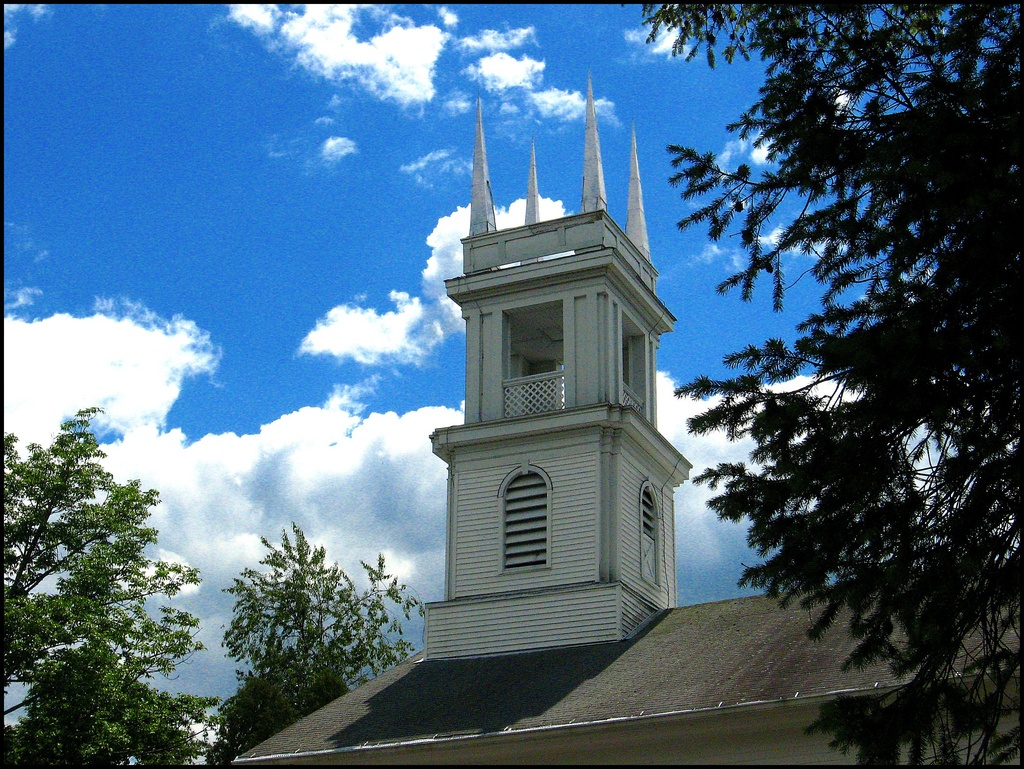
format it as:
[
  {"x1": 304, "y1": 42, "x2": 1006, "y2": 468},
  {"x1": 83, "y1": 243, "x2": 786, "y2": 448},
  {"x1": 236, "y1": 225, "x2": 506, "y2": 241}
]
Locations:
[{"x1": 424, "y1": 581, "x2": 657, "y2": 660}]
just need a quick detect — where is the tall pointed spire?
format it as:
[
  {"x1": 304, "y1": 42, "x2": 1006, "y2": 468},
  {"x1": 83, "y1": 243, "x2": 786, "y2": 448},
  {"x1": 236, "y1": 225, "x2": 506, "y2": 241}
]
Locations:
[
  {"x1": 627, "y1": 124, "x2": 650, "y2": 260},
  {"x1": 525, "y1": 139, "x2": 540, "y2": 225},
  {"x1": 470, "y1": 97, "x2": 497, "y2": 236},
  {"x1": 580, "y1": 73, "x2": 607, "y2": 213}
]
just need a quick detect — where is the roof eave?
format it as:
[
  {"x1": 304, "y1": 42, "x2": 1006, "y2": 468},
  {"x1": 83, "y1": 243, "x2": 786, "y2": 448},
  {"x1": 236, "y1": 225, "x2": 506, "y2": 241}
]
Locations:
[{"x1": 232, "y1": 683, "x2": 901, "y2": 765}]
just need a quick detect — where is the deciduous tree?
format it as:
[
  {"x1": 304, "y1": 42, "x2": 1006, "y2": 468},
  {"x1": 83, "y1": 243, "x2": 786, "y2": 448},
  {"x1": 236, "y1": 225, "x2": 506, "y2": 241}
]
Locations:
[
  {"x1": 206, "y1": 676, "x2": 298, "y2": 766},
  {"x1": 210, "y1": 523, "x2": 420, "y2": 762},
  {"x1": 3, "y1": 408, "x2": 216, "y2": 764},
  {"x1": 641, "y1": 4, "x2": 1019, "y2": 763}
]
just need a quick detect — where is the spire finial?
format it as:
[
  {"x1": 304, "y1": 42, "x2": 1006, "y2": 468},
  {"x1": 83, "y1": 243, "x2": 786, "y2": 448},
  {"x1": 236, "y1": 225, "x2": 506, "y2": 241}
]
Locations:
[
  {"x1": 525, "y1": 139, "x2": 540, "y2": 225},
  {"x1": 627, "y1": 124, "x2": 650, "y2": 260},
  {"x1": 470, "y1": 97, "x2": 497, "y2": 236},
  {"x1": 581, "y1": 73, "x2": 607, "y2": 213}
]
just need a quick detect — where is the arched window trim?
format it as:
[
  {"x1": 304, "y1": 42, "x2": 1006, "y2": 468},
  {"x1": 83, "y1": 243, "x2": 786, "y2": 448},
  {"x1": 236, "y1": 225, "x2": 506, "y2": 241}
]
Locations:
[
  {"x1": 499, "y1": 464, "x2": 552, "y2": 571},
  {"x1": 639, "y1": 481, "x2": 660, "y2": 585},
  {"x1": 497, "y1": 464, "x2": 552, "y2": 498}
]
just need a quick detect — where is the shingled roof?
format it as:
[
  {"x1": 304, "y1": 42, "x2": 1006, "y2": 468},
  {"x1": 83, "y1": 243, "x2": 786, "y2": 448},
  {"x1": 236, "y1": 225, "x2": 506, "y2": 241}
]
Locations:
[{"x1": 236, "y1": 594, "x2": 900, "y2": 763}]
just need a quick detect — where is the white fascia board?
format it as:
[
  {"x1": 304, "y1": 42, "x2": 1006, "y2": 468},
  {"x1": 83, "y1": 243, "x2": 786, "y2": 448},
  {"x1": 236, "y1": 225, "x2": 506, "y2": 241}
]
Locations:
[
  {"x1": 446, "y1": 249, "x2": 675, "y2": 335},
  {"x1": 430, "y1": 403, "x2": 691, "y2": 483}
]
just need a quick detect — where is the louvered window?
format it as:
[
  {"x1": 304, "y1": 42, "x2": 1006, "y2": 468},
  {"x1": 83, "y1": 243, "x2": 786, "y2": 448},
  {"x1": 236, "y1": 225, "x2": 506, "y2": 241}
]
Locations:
[
  {"x1": 503, "y1": 472, "x2": 549, "y2": 568},
  {"x1": 640, "y1": 486, "x2": 658, "y2": 583}
]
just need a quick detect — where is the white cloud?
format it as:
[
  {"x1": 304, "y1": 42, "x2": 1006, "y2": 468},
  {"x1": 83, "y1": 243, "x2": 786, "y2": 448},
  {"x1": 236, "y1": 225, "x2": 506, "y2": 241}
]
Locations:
[
  {"x1": 720, "y1": 134, "x2": 772, "y2": 169},
  {"x1": 456, "y1": 35, "x2": 617, "y2": 127},
  {"x1": 97, "y1": 394, "x2": 462, "y2": 699},
  {"x1": 320, "y1": 135, "x2": 357, "y2": 162},
  {"x1": 624, "y1": 26, "x2": 685, "y2": 59},
  {"x1": 302, "y1": 195, "x2": 569, "y2": 367},
  {"x1": 529, "y1": 87, "x2": 617, "y2": 124},
  {"x1": 400, "y1": 148, "x2": 471, "y2": 187},
  {"x1": 400, "y1": 148, "x2": 455, "y2": 173},
  {"x1": 529, "y1": 86, "x2": 584, "y2": 121},
  {"x1": 463, "y1": 52, "x2": 544, "y2": 92},
  {"x1": 759, "y1": 225, "x2": 785, "y2": 248},
  {"x1": 437, "y1": 6, "x2": 458, "y2": 29},
  {"x1": 299, "y1": 290, "x2": 441, "y2": 365},
  {"x1": 655, "y1": 371, "x2": 758, "y2": 581},
  {"x1": 442, "y1": 90, "x2": 472, "y2": 115},
  {"x1": 420, "y1": 204, "x2": 471, "y2": 329},
  {"x1": 695, "y1": 243, "x2": 725, "y2": 264},
  {"x1": 227, "y1": 3, "x2": 279, "y2": 33},
  {"x1": 4, "y1": 4, "x2": 50, "y2": 49},
  {"x1": 4, "y1": 286, "x2": 42, "y2": 310},
  {"x1": 4, "y1": 302, "x2": 219, "y2": 445},
  {"x1": 657, "y1": 372, "x2": 831, "y2": 595},
  {"x1": 656, "y1": 371, "x2": 755, "y2": 489},
  {"x1": 2, "y1": 296, "x2": 463, "y2": 701},
  {"x1": 457, "y1": 26, "x2": 536, "y2": 53},
  {"x1": 694, "y1": 242, "x2": 746, "y2": 272},
  {"x1": 147, "y1": 397, "x2": 452, "y2": 584},
  {"x1": 151, "y1": 549, "x2": 201, "y2": 597},
  {"x1": 749, "y1": 135, "x2": 772, "y2": 165},
  {"x1": 496, "y1": 197, "x2": 567, "y2": 230},
  {"x1": 324, "y1": 377, "x2": 380, "y2": 414},
  {"x1": 227, "y1": 4, "x2": 448, "y2": 107},
  {"x1": 719, "y1": 138, "x2": 747, "y2": 168}
]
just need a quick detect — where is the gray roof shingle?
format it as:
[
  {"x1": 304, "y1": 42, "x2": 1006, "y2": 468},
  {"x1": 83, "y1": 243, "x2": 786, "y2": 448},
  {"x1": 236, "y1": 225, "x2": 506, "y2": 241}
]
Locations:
[{"x1": 238, "y1": 594, "x2": 897, "y2": 761}]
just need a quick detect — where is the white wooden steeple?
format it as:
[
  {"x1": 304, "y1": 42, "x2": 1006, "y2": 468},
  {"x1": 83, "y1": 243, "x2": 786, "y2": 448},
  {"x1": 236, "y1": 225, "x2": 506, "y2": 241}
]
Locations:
[{"x1": 424, "y1": 80, "x2": 690, "y2": 661}]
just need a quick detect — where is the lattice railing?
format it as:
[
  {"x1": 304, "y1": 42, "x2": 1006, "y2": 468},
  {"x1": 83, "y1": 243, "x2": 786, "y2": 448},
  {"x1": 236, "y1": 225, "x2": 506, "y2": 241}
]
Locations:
[
  {"x1": 621, "y1": 383, "x2": 645, "y2": 416},
  {"x1": 504, "y1": 372, "x2": 565, "y2": 418}
]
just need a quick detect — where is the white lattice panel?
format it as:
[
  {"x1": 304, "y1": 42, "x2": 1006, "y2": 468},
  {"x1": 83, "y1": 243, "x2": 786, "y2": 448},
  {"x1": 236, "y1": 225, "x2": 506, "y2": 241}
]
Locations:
[
  {"x1": 504, "y1": 374, "x2": 565, "y2": 418},
  {"x1": 621, "y1": 385, "x2": 645, "y2": 416}
]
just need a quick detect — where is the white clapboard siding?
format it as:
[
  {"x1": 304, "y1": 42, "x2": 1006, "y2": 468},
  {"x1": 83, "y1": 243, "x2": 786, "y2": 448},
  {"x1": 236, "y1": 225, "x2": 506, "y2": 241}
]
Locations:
[
  {"x1": 620, "y1": 582, "x2": 659, "y2": 637},
  {"x1": 451, "y1": 450, "x2": 600, "y2": 598},
  {"x1": 659, "y1": 482, "x2": 677, "y2": 608},
  {"x1": 617, "y1": 449, "x2": 647, "y2": 586},
  {"x1": 424, "y1": 582, "x2": 621, "y2": 659},
  {"x1": 617, "y1": 444, "x2": 673, "y2": 609}
]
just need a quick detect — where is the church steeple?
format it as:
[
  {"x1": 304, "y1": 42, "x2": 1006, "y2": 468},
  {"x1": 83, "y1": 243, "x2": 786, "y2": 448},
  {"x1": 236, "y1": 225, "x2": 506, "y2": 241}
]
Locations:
[
  {"x1": 580, "y1": 73, "x2": 607, "y2": 213},
  {"x1": 469, "y1": 97, "x2": 497, "y2": 236},
  {"x1": 425, "y1": 77, "x2": 689, "y2": 663},
  {"x1": 525, "y1": 139, "x2": 540, "y2": 225},
  {"x1": 626, "y1": 124, "x2": 650, "y2": 260}
]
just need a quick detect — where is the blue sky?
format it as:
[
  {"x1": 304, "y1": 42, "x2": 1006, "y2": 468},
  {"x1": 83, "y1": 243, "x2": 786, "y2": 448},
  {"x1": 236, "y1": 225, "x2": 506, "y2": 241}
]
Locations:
[{"x1": 5, "y1": 4, "x2": 820, "y2": 708}]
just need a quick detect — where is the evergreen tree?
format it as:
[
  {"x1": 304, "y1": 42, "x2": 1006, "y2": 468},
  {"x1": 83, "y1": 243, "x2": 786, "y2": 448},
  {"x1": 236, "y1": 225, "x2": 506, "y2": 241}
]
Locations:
[{"x1": 642, "y1": 4, "x2": 1019, "y2": 763}]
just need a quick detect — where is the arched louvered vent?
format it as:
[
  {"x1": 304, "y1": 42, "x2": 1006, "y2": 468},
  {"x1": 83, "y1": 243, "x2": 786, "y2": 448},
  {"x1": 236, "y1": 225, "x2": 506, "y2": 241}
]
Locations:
[
  {"x1": 504, "y1": 472, "x2": 549, "y2": 568},
  {"x1": 641, "y1": 486, "x2": 658, "y2": 583}
]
